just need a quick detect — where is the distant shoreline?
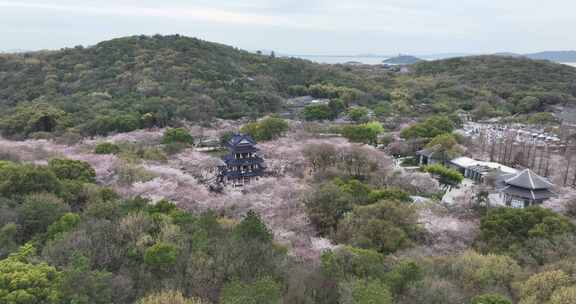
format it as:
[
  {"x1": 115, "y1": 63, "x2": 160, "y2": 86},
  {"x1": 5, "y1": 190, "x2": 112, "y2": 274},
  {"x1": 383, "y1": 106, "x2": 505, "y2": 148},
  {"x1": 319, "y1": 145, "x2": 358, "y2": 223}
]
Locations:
[{"x1": 290, "y1": 55, "x2": 576, "y2": 67}]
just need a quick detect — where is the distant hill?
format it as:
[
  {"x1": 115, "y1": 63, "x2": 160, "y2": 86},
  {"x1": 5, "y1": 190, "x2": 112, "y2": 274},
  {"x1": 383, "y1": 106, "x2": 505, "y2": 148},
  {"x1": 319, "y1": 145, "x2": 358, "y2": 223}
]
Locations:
[
  {"x1": 0, "y1": 35, "x2": 372, "y2": 137},
  {"x1": 414, "y1": 55, "x2": 576, "y2": 92},
  {"x1": 492, "y1": 52, "x2": 523, "y2": 58},
  {"x1": 1, "y1": 36, "x2": 576, "y2": 139},
  {"x1": 383, "y1": 55, "x2": 423, "y2": 65},
  {"x1": 412, "y1": 55, "x2": 576, "y2": 113},
  {"x1": 524, "y1": 51, "x2": 576, "y2": 62}
]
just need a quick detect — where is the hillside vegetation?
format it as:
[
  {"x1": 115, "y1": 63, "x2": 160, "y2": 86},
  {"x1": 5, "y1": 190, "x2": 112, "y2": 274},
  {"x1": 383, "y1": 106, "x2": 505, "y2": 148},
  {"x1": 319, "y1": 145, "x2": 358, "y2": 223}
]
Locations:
[
  {"x1": 409, "y1": 56, "x2": 576, "y2": 116},
  {"x1": 0, "y1": 35, "x2": 376, "y2": 138},
  {"x1": 1, "y1": 36, "x2": 576, "y2": 139}
]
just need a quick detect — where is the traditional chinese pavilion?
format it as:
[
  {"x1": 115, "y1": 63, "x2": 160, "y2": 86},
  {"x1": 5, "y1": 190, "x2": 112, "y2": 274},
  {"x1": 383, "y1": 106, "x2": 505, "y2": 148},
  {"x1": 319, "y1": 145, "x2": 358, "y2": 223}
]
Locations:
[
  {"x1": 496, "y1": 169, "x2": 555, "y2": 208},
  {"x1": 217, "y1": 134, "x2": 265, "y2": 186}
]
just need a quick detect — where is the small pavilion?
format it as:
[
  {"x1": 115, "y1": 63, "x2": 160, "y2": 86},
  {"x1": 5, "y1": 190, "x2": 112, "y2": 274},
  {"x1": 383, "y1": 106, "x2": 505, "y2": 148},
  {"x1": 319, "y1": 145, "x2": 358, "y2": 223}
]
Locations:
[
  {"x1": 496, "y1": 169, "x2": 555, "y2": 208},
  {"x1": 217, "y1": 134, "x2": 265, "y2": 187}
]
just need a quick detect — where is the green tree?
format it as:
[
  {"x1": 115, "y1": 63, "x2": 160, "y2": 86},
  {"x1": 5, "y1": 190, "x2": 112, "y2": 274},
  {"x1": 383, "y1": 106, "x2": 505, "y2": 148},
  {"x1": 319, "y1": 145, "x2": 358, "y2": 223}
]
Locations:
[
  {"x1": 549, "y1": 286, "x2": 576, "y2": 304},
  {"x1": 422, "y1": 164, "x2": 464, "y2": 187},
  {"x1": 302, "y1": 104, "x2": 335, "y2": 121},
  {"x1": 48, "y1": 159, "x2": 96, "y2": 183},
  {"x1": 94, "y1": 142, "x2": 121, "y2": 155},
  {"x1": 519, "y1": 270, "x2": 572, "y2": 304},
  {"x1": 479, "y1": 207, "x2": 574, "y2": 253},
  {"x1": 385, "y1": 260, "x2": 423, "y2": 295},
  {"x1": 336, "y1": 200, "x2": 421, "y2": 254},
  {"x1": 162, "y1": 128, "x2": 194, "y2": 145},
  {"x1": 137, "y1": 290, "x2": 206, "y2": 304},
  {"x1": 345, "y1": 279, "x2": 393, "y2": 304},
  {"x1": 58, "y1": 254, "x2": 113, "y2": 304},
  {"x1": 220, "y1": 277, "x2": 282, "y2": 304},
  {"x1": 425, "y1": 133, "x2": 463, "y2": 162},
  {"x1": 321, "y1": 246, "x2": 386, "y2": 280},
  {"x1": 240, "y1": 117, "x2": 289, "y2": 141},
  {"x1": 0, "y1": 244, "x2": 61, "y2": 304},
  {"x1": 304, "y1": 182, "x2": 353, "y2": 235},
  {"x1": 348, "y1": 107, "x2": 370, "y2": 123},
  {"x1": 17, "y1": 193, "x2": 70, "y2": 239},
  {"x1": 342, "y1": 122, "x2": 384, "y2": 145},
  {"x1": 144, "y1": 242, "x2": 178, "y2": 270},
  {"x1": 0, "y1": 103, "x2": 69, "y2": 138},
  {"x1": 0, "y1": 164, "x2": 61, "y2": 197},
  {"x1": 471, "y1": 294, "x2": 512, "y2": 304},
  {"x1": 449, "y1": 251, "x2": 520, "y2": 293},
  {"x1": 400, "y1": 116, "x2": 454, "y2": 140},
  {"x1": 46, "y1": 213, "x2": 80, "y2": 241},
  {"x1": 233, "y1": 210, "x2": 272, "y2": 243},
  {"x1": 0, "y1": 223, "x2": 18, "y2": 258},
  {"x1": 516, "y1": 96, "x2": 541, "y2": 113}
]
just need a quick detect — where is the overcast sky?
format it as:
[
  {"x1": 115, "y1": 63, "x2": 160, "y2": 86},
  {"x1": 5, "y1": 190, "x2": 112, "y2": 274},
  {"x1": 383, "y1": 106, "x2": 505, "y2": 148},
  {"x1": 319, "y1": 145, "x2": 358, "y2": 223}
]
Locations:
[{"x1": 1, "y1": 0, "x2": 575, "y2": 55}]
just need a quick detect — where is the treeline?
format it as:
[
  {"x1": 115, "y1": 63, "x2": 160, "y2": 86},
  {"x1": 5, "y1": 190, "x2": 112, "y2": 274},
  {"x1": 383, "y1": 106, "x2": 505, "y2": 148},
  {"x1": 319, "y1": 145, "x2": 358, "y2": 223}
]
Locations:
[
  {"x1": 411, "y1": 56, "x2": 576, "y2": 119},
  {"x1": 0, "y1": 35, "x2": 373, "y2": 139},
  {"x1": 2, "y1": 36, "x2": 576, "y2": 140},
  {"x1": 300, "y1": 141, "x2": 576, "y2": 304}
]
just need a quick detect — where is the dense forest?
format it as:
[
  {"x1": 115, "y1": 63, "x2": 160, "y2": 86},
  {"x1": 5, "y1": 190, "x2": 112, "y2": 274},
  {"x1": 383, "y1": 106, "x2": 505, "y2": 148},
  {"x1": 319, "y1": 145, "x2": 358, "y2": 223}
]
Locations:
[
  {"x1": 2, "y1": 34, "x2": 576, "y2": 303},
  {"x1": 0, "y1": 35, "x2": 376, "y2": 138},
  {"x1": 1, "y1": 35, "x2": 576, "y2": 139}
]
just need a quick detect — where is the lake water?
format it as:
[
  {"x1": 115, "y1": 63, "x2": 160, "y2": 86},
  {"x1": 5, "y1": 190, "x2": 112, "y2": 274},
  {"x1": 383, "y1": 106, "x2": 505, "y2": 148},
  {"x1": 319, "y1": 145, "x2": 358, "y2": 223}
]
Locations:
[
  {"x1": 291, "y1": 55, "x2": 576, "y2": 67},
  {"x1": 294, "y1": 55, "x2": 390, "y2": 64}
]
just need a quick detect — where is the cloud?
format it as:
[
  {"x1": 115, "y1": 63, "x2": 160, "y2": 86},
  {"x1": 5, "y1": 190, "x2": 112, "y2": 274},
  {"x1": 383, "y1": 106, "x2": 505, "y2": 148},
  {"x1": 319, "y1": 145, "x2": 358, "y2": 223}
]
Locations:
[{"x1": 0, "y1": 1, "x2": 281, "y2": 26}]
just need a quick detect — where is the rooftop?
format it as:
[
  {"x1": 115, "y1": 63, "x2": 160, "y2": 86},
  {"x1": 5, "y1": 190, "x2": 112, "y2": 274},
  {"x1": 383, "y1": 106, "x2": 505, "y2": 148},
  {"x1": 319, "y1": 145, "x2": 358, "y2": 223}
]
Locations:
[
  {"x1": 450, "y1": 157, "x2": 518, "y2": 174},
  {"x1": 504, "y1": 169, "x2": 554, "y2": 190}
]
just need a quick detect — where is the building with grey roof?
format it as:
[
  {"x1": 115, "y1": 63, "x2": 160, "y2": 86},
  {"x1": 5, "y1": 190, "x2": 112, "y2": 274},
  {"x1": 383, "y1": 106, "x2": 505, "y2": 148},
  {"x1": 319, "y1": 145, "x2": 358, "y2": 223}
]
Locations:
[{"x1": 495, "y1": 169, "x2": 556, "y2": 208}]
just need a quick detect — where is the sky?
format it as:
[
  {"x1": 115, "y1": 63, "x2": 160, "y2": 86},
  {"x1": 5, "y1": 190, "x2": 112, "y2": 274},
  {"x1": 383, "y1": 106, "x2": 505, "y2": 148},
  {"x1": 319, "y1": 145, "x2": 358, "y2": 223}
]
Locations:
[{"x1": 1, "y1": 0, "x2": 575, "y2": 55}]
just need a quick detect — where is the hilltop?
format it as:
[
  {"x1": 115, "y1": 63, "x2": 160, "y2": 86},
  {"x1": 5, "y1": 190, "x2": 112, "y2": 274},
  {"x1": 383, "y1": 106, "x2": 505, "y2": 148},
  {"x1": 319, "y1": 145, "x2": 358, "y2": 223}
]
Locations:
[
  {"x1": 525, "y1": 50, "x2": 576, "y2": 62},
  {"x1": 408, "y1": 55, "x2": 576, "y2": 115},
  {"x1": 382, "y1": 55, "x2": 423, "y2": 65},
  {"x1": 1, "y1": 36, "x2": 576, "y2": 139},
  {"x1": 0, "y1": 35, "x2": 374, "y2": 137}
]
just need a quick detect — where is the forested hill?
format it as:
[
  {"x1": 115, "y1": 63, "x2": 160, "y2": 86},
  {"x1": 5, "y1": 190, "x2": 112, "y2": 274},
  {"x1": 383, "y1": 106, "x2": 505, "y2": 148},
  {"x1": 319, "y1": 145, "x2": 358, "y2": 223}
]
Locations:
[
  {"x1": 2, "y1": 36, "x2": 576, "y2": 139},
  {"x1": 413, "y1": 56, "x2": 576, "y2": 97},
  {"x1": 0, "y1": 35, "x2": 372, "y2": 138},
  {"x1": 407, "y1": 56, "x2": 576, "y2": 116}
]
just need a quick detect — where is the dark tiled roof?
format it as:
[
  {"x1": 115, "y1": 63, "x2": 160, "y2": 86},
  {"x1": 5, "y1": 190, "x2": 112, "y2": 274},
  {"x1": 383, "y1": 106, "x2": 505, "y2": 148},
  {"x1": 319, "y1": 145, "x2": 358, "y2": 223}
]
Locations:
[
  {"x1": 498, "y1": 185, "x2": 556, "y2": 201},
  {"x1": 504, "y1": 169, "x2": 553, "y2": 190},
  {"x1": 227, "y1": 134, "x2": 257, "y2": 148},
  {"x1": 416, "y1": 147, "x2": 437, "y2": 158}
]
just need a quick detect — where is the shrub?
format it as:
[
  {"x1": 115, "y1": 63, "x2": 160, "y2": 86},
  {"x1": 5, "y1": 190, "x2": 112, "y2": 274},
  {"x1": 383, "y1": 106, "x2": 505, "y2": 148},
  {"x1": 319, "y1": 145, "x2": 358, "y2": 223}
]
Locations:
[
  {"x1": 0, "y1": 164, "x2": 62, "y2": 197},
  {"x1": 233, "y1": 210, "x2": 272, "y2": 243},
  {"x1": 341, "y1": 122, "x2": 384, "y2": 145},
  {"x1": 302, "y1": 104, "x2": 335, "y2": 121},
  {"x1": 220, "y1": 277, "x2": 282, "y2": 304},
  {"x1": 94, "y1": 142, "x2": 121, "y2": 155},
  {"x1": 347, "y1": 279, "x2": 393, "y2": 304},
  {"x1": 162, "y1": 128, "x2": 194, "y2": 145},
  {"x1": 347, "y1": 107, "x2": 370, "y2": 123},
  {"x1": 448, "y1": 251, "x2": 520, "y2": 293},
  {"x1": 422, "y1": 164, "x2": 463, "y2": 186},
  {"x1": 471, "y1": 294, "x2": 512, "y2": 304},
  {"x1": 240, "y1": 117, "x2": 289, "y2": 141},
  {"x1": 321, "y1": 246, "x2": 386, "y2": 280},
  {"x1": 336, "y1": 200, "x2": 422, "y2": 254},
  {"x1": 0, "y1": 244, "x2": 61, "y2": 304},
  {"x1": 400, "y1": 116, "x2": 454, "y2": 140},
  {"x1": 18, "y1": 193, "x2": 70, "y2": 239},
  {"x1": 479, "y1": 207, "x2": 574, "y2": 254},
  {"x1": 48, "y1": 158, "x2": 96, "y2": 183},
  {"x1": 137, "y1": 290, "x2": 206, "y2": 304},
  {"x1": 519, "y1": 270, "x2": 572, "y2": 304},
  {"x1": 114, "y1": 162, "x2": 157, "y2": 185},
  {"x1": 144, "y1": 243, "x2": 178, "y2": 269}
]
